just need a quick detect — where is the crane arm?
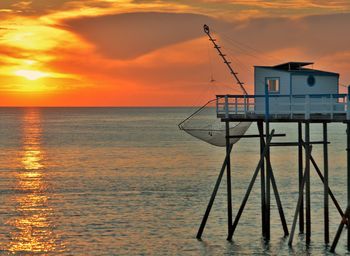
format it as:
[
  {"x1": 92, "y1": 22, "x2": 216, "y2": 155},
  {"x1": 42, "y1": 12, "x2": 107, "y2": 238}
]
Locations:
[{"x1": 203, "y1": 24, "x2": 248, "y2": 95}]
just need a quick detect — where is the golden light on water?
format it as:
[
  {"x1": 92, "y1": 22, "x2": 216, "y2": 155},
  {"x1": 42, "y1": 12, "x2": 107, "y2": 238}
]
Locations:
[{"x1": 7, "y1": 109, "x2": 63, "y2": 253}]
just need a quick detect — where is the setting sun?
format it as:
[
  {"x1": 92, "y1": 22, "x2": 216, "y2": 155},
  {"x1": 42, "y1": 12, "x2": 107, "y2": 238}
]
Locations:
[{"x1": 14, "y1": 70, "x2": 49, "y2": 81}]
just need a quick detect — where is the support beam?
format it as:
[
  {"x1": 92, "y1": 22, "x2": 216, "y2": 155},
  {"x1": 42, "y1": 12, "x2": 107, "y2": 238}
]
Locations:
[
  {"x1": 305, "y1": 122, "x2": 311, "y2": 244},
  {"x1": 288, "y1": 151, "x2": 310, "y2": 246},
  {"x1": 323, "y1": 123, "x2": 329, "y2": 244},
  {"x1": 330, "y1": 206, "x2": 350, "y2": 252},
  {"x1": 269, "y1": 166, "x2": 289, "y2": 236},
  {"x1": 298, "y1": 122, "x2": 304, "y2": 234},
  {"x1": 299, "y1": 138, "x2": 344, "y2": 218},
  {"x1": 228, "y1": 133, "x2": 286, "y2": 139},
  {"x1": 330, "y1": 123, "x2": 350, "y2": 252},
  {"x1": 196, "y1": 143, "x2": 233, "y2": 239},
  {"x1": 270, "y1": 141, "x2": 329, "y2": 147},
  {"x1": 225, "y1": 121, "x2": 233, "y2": 237},
  {"x1": 308, "y1": 149, "x2": 344, "y2": 218},
  {"x1": 258, "y1": 121, "x2": 266, "y2": 237},
  {"x1": 227, "y1": 129, "x2": 275, "y2": 240}
]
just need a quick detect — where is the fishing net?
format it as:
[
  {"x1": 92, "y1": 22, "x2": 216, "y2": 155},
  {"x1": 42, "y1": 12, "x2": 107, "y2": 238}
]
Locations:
[{"x1": 178, "y1": 98, "x2": 251, "y2": 147}]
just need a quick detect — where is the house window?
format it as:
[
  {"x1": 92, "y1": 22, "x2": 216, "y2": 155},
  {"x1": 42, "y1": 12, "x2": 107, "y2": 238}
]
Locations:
[
  {"x1": 307, "y1": 75, "x2": 316, "y2": 86},
  {"x1": 266, "y1": 78, "x2": 280, "y2": 93}
]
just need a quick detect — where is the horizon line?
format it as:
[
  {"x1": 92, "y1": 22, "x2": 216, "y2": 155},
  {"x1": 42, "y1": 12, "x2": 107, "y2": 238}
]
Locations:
[{"x1": 0, "y1": 105, "x2": 204, "y2": 108}]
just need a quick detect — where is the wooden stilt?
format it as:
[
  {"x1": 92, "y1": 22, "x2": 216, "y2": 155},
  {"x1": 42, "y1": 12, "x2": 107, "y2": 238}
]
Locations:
[
  {"x1": 347, "y1": 122, "x2": 350, "y2": 250},
  {"x1": 259, "y1": 125, "x2": 288, "y2": 237},
  {"x1": 323, "y1": 122, "x2": 329, "y2": 244},
  {"x1": 258, "y1": 121, "x2": 266, "y2": 237},
  {"x1": 298, "y1": 122, "x2": 304, "y2": 234},
  {"x1": 225, "y1": 121, "x2": 233, "y2": 237},
  {"x1": 305, "y1": 122, "x2": 311, "y2": 244},
  {"x1": 196, "y1": 143, "x2": 233, "y2": 239},
  {"x1": 265, "y1": 121, "x2": 271, "y2": 241},
  {"x1": 227, "y1": 129, "x2": 275, "y2": 240}
]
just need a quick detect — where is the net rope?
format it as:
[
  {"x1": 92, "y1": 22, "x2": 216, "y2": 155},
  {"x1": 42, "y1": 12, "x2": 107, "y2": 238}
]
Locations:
[{"x1": 178, "y1": 98, "x2": 251, "y2": 147}]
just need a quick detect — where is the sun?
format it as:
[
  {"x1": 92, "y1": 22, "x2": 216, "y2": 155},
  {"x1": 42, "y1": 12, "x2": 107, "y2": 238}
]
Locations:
[{"x1": 14, "y1": 70, "x2": 49, "y2": 81}]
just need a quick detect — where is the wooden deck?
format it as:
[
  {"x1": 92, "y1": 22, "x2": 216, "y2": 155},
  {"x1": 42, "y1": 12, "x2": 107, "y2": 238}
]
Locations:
[
  {"x1": 218, "y1": 113, "x2": 348, "y2": 123},
  {"x1": 217, "y1": 93, "x2": 350, "y2": 123}
]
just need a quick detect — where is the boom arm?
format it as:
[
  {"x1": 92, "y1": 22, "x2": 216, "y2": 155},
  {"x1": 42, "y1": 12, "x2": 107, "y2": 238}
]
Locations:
[{"x1": 203, "y1": 24, "x2": 248, "y2": 95}]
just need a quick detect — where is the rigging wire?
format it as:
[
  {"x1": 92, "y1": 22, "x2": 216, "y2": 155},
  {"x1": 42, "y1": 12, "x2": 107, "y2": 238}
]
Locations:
[
  {"x1": 214, "y1": 40, "x2": 271, "y2": 93},
  {"x1": 206, "y1": 30, "x2": 280, "y2": 92},
  {"x1": 188, "y1": 39, "x2": 218, "y2": 107},
  {"x1": 204, "y1": 24, "x2": 247, "y2": 95},
  {"x1": 213, "y1": 28, "x2": 284, "y2": 63},
  {"x1": 207, "y1": 38, "x2": 215, "y2": 83}
]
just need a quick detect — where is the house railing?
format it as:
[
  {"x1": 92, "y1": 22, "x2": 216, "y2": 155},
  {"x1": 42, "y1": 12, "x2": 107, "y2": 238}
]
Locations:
[{"x1": 216, "y1": 93, "x2": 350, "y2": 120}]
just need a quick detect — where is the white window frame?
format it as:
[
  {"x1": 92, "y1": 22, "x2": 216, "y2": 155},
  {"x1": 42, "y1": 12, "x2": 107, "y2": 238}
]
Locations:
[{"x1": 266, "y1": 77, "x2": 280, "y2": 94}]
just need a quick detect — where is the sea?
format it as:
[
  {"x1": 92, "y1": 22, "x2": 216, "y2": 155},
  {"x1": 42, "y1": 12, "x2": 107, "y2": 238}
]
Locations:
[{"x1": 0, "y1": 107, "x2": 349, "y2": 255}]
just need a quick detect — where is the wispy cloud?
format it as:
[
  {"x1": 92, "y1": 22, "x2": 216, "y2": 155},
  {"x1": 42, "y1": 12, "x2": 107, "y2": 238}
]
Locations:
[{"x1": 64, "y1": 12, "x2": 219, "y2": 59}]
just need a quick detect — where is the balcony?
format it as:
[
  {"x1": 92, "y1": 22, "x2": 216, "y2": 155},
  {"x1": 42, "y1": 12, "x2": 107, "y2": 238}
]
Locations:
[{"x1": 216, "y1": 94, "x2": 350, "y2": 122}]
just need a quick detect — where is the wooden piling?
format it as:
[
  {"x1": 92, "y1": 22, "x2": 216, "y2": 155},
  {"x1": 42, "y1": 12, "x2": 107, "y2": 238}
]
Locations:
[
  {"x1": 305, "y1": 122, "x2": 311, "y2": 244},
  {"x1": 347, "y1": 122, "x2": 350, "y2": 250},
  {"x1": 323, "y1": 122, "x2": 329, "y2": 244},
  {"x1": 196, "y1": 143, "x2": 233, "y2": 239},
  {"x1": 225, "y1": 121, "x2": 233, "y2": 237},
  {"x1": 265, "y1": 120, "x2": 271, "y2": 241},
  {"x1": 298, "y1": 122, "x2": 304, "y2": 234},
  {"x1": 258, "y1": 121, "x2": 266, "y2": 237},
  {"x1": 264, "y1": 80, "x2": 271, "y2": 241}
]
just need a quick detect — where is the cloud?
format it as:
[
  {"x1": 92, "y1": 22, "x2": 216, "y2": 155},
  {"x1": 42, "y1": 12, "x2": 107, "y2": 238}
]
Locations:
[
  {"x1": 56, "y1": 11, "x2": 350, "y2": 102},
  {"x1": 64, "y1": 12, "x2": 221, "y2": 60},
  {"x1": 0, "y1": 0, "x2": 115, "y2": 16},
  {"x1": 63, "y1": 11, "x2": 350, "y2": 62},
  {"x1": 131, "y1": 0, "x2": 350, "y2": 20},
  {"x1": 227, "y1": 13, "x2": 350, "y2": 58}
]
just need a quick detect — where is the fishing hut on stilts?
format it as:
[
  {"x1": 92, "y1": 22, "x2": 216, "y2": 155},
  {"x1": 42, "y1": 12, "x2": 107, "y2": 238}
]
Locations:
[{"x1": 179, "y1": 24, "x2": 350, "y2": 253}]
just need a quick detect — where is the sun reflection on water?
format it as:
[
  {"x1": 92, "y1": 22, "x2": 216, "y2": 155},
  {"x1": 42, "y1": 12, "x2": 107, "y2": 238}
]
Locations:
[{"x1": 7, "y1": 108, "x2": 63, "y2": 253}]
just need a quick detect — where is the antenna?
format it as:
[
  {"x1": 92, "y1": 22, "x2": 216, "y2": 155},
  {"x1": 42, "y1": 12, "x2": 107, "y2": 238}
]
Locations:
[{"x1": 203, "y1": 24, "x2": 248, "y2": 95}]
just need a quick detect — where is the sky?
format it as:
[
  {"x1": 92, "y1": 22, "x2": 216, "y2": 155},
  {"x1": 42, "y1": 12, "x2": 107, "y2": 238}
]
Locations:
[{"x1": 0, "y1": 0, "x2": 350, "y2": 106}]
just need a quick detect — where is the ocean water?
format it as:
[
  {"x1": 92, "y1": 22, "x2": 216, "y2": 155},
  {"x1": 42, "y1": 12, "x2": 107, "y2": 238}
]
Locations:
[{"x1": 0, "y1": 107, "x2": 349, "y2": 255}]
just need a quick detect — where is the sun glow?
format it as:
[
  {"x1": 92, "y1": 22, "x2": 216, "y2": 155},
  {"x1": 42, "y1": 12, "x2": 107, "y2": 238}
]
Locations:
[{"x1": 14, "y1": 70, "x2": 50, "y2": 81}]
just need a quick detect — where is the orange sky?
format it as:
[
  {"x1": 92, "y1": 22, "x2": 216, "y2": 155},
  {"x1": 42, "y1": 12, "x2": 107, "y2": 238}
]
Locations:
[{"x1": 0, "y1": 0, "x2": 350, "y2": 106}]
